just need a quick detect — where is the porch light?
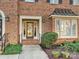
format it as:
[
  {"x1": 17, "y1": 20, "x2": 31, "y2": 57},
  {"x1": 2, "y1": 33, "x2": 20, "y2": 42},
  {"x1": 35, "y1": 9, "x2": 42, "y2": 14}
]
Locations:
[{"x1": 5, "y1": 16, "x2": 9, "y2": 22}]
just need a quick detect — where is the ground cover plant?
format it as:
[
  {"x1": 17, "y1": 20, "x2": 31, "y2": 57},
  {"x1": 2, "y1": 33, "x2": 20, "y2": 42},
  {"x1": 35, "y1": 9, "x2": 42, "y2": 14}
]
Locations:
[{"x1": 3, "y1": 44, "x2": 22, "y2": 54}]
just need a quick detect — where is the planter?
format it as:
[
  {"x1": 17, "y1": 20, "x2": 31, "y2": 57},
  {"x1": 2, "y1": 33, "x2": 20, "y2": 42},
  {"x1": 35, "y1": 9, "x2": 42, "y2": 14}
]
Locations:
[
  {"x1": 61, "y1": 51, "x2": 70, "y2": 59},
  {"x1": 52, "y1": 51, "x2": 61, "y2": 59}
]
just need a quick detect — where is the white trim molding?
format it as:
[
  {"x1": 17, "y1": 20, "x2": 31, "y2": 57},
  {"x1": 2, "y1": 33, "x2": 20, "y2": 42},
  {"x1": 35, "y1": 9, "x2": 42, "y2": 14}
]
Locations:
[
  {"x1": 19, "y1": 16, "x2": 42, "y2": 43},
  {"x1": 0, "y1": 10, "x2": 5, "y2": 36}
]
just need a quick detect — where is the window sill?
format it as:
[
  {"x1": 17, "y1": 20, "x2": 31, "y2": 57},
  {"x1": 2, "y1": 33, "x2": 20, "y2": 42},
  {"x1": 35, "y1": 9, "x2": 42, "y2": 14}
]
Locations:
[
  {"x1": 20, "y1": 1, "x2": 36, "y2": 3},
  {"x1": 49, "y1": 3, "x2": 59, "y2": 5},
  {"x1": 58, "y1": 36, "x2": 78, "y2": 39},
  {"x1": 70, "y1": 4, "x2": 79, "y2": 6}
]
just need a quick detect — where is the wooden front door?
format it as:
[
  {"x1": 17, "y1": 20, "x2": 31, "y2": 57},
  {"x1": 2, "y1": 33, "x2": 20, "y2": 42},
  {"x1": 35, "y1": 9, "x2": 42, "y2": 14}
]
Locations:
[
  {"x1": 26, "y1": 22, "x2": 34, "y2": 38},
  {"x1": 23, "y1": 21, "x2": 38, "y2": 39},
  {"x1": 22, "y1": 20, "x2": 39, "y2": 45}
]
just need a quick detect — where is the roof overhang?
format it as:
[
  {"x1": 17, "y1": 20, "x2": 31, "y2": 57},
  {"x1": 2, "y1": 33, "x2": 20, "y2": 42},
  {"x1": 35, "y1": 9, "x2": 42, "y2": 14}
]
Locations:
[
  {"x1": 49, "y1": 15, "x2": 79, "y2": 18},
  {"x1": 49, "y1": 8, "x2": 79, "y2": 18}
]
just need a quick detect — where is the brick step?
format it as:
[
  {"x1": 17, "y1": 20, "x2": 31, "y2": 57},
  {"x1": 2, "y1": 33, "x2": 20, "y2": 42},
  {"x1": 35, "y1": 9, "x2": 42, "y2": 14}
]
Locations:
[{"x1": 22, "y1": 40, "x2": 40, "y2": 45}]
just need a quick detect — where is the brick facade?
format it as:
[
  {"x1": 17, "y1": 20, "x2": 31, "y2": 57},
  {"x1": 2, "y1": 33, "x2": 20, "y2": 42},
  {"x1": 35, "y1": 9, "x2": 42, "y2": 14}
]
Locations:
[
  {"x1": 0, "y1": 0, "x2": 19, "y2": 44},
  {"x1": 0, "y1": 0, "x2": 79, "y2": 44}
]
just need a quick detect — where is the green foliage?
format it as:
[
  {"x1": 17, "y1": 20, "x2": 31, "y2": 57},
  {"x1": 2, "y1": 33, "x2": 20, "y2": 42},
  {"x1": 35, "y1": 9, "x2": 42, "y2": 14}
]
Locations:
[
  {"x1": 61, "y1": 51, "x2": 70, "y2": 59},
  {"x1": 52, "y1": 51, "x2": 70, "y2": 59},
  {"x1": 52, "y1": 51, "x2": 61, "y2": 58},
  {"x1": 41, "y1": 32, "x2": 58, "y2": 48},
  {"x1": 3, "y1": 44, "x2": 22, "y2": 54},
  {"x1": 60, "y1": 41, "x2": 79, "y2": 53}
]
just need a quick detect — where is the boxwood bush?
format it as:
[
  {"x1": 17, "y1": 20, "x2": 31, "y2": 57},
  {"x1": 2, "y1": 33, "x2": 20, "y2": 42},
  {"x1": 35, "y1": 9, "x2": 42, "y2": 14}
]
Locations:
[
  {"x1": 41, "y1": 32, "x2": 58, "y2": 48},
  {"x1": 3, "y1": 44, "x2": 22, "y2": 54}
]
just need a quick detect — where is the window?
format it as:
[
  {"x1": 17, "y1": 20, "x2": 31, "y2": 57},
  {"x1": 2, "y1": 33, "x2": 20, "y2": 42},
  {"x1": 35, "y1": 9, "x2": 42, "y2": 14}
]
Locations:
[
  {"x1": 55, "y1": 19, "x2": 77, "y2": 38},
  {"x1": 0, "y1": 14, "x2": 2, "y2": 40},
  {"x1": 70, "y1": 0, "x2": 79, "y2": 5},
  {"x1": 50, "y1": 0, "x2": 59, "y2": 4},
  {"x1": 47, "y1": 0, "x2": 62, "y2": 4},
  {"x1": 73, "y1": 0, "x2": 79, "y2": 5},
  {"x1": 25, "y1": 0, "x2": 35, "y2": 2}
]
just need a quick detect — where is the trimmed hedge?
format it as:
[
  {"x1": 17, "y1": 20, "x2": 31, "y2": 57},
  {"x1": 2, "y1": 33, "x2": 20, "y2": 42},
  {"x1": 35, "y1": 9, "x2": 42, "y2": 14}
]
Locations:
[
  {"x1": 3, "y1": 44, "x2": 22, "y2": 54},
  {"x1": 41, "y1": 32, "x2": 58, "y2": 48}
]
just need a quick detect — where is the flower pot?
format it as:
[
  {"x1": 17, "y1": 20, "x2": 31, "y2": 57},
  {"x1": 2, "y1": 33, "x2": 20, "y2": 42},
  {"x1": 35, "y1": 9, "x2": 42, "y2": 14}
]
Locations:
[
  {"x1": 52, "y1": 51, "x2": 61, "y2": 59},
  {"x1": 61, "y1": 51, "x2": 70, "y2": 59}
]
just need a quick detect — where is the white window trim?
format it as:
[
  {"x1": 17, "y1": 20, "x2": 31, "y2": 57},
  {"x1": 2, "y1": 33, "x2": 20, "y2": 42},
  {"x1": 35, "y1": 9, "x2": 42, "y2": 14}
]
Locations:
[
  {"x1": 55, "y1": 18, "x2": 78, "y2": 38},
  {"x1": 73, "y1": 0, "x2": 79, "y2": 5},
  {"x1": 50, "y1": 0, "x2": 59, "y2": 4},
  {"x1": 0, "y1": 10, "x2": 5, "y2": 36},
  {"x1": 20, "y1": 16, "x2": 42, "y2": 43},
  {"x1": 25, "y1": 0, "x2": 35, "y2": 2}
]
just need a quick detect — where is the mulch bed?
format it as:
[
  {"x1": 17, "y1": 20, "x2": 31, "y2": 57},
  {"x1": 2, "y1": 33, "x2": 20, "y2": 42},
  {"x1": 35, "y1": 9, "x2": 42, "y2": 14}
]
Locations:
[
  {"x1": 43, "y1": 49, "x2": 64, "y2": 59},
  {"x1": 43, "y1": 48, "x2": 79, "y2": 59}
]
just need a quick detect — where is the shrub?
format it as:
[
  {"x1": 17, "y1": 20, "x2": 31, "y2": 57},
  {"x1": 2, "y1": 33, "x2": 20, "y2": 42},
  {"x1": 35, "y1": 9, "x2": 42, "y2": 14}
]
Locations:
[
  {"x1": 60, "y1": 42, "x2": 79, "y2": 53},
  {"x1": 3, "y1": 44, "x2": 22, "y2": 54},
  {"x1": 41, "y1": 32, "x2": 58, "y2": 48}
]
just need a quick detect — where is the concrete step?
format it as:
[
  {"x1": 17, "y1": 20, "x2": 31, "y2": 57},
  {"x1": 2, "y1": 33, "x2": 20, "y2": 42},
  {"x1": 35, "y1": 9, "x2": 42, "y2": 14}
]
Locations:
[{"x1": 22, "y1": 40, "x2": 40, "y2": 45}]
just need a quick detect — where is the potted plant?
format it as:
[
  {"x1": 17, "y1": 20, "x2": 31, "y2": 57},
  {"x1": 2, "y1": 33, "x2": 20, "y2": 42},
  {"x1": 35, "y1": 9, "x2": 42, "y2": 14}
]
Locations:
[
  {"x1": 60, "y1": 42, "x2": 71, "y2": 59},
  {"x1": 61, "y1": 51, "x2": 70, "y2": 59},
  {"x1": 52, "y1": 51, "x2": 61, "y2": 59}
]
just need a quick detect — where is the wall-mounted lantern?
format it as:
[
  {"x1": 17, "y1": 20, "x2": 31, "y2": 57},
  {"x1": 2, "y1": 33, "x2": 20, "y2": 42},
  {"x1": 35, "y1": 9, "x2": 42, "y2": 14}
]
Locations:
[{"x1": 5, "y1": 16, "x2": 10, "y2": 22}]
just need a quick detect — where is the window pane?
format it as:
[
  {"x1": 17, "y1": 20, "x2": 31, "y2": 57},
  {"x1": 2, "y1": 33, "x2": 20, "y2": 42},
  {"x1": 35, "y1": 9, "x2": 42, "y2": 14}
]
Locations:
[
  {"x1": 73, "y1": 0, "x2": 79, "y2": 5},
  {"x1": 71, "y1": 20, "x2": 76, "y2": 36},
  {"x1": 25, "y1": 0, "x2": 35, "y2": 2},
  {"x1": 56, "y1": 19, "x2": 77, "y2": 38},
  {"x1": 56, "y1": 19, "x2": 60, "y2": 36},
  {"x1": 50, "y1": 0, "x2": 59, "y2": 4}
]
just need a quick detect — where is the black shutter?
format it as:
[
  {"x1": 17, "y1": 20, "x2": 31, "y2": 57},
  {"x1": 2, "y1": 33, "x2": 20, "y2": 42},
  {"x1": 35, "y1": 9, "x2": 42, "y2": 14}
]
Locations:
[
  {"x1": 35, "y1": 0, "x2": 38, "y2": 2},
  {"x1": 70, "y1": 0, "x2": 73, "y2": 4},
  {"x1": 59, "y1": 0, "x2": 62, "y2": 4},
  {"x1": 47, "y1": 0, "x2": 50, "y2": 3}
]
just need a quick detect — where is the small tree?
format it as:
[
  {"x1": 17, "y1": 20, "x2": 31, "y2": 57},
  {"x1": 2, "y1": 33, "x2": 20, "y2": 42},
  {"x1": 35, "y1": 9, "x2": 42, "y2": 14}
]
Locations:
[{"x1": 41, "y1": 32, "x2": 58, "y2": 49}]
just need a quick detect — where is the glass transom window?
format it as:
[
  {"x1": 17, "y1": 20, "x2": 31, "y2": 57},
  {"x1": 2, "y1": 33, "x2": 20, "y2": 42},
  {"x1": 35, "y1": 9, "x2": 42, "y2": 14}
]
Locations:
[
  {"x1": 73, "y1": 0, "x2": 79, "y2": 5},
  {"x1": 25, "y1": 0, "x2": 35, "y2": 2},
  {"x1": 55, "y1": 19, "x2": 77, "y2": 38},
  {"x1": 50, "y1": 0, "x2": 59, "y2": 4}
]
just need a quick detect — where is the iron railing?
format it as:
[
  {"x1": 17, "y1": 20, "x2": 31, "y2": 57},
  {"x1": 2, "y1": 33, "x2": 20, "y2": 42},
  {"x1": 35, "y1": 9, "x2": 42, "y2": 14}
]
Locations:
[{"x1": 1, "y1": 33, "x2": 9, "y2": 51}]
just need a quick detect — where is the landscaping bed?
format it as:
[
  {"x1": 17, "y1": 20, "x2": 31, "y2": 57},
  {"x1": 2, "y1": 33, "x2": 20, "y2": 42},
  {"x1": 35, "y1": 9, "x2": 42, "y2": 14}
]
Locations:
[
  {"x1": 41, "y1": 32, "x2": 79, "y2": 59},
  {"x1": 3, "y1": 44, "x2": 22, "y2": 55},
  {"x1": 42, "y1": 42, "x2": 79, "y2": 59}
]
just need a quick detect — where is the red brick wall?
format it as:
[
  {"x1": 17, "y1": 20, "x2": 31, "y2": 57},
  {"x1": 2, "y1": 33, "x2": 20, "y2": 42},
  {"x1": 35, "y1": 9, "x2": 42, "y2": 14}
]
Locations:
[
  {"x1": 18, "y1": 0, "x2": 79, "y2": 43},
  {"x1": 18, "y1": 0, "x2": 79, "y2": 33},
  {"x1": 0, "y1": 0, "x2": 19, "y2": 44},
  {"x1": 0, "y1": 0, "x2": 79, "y2": 44}
]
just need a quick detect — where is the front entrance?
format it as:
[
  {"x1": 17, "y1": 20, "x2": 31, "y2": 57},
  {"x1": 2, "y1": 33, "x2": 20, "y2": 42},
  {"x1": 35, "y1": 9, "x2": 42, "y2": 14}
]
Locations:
[
  {"x1": 22, "y1": 20, "x2": 39, "y2": 40},
  {"x1": 20, "y1": 16, "x2": 42, "y2": 45}
]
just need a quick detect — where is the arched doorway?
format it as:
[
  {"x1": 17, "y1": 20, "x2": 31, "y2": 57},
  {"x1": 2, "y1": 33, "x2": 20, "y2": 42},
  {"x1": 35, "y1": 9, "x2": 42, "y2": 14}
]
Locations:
[{"x1": 0, "y1": 10, "x2": 5, "y2": 41}]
